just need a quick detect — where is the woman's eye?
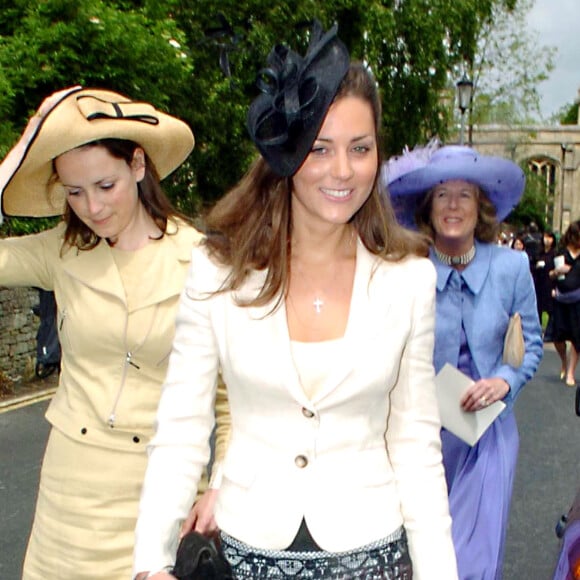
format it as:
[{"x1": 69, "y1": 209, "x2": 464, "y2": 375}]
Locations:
[
  {"x1": 100, "y1": 183, "x2": 114, "y2": 191},
  {"x1": 66, "y1": 189, "x2": 81, "y2": 197},
  {"x1": 311, "y1": 146, "x2": 327, "y2": 155},
  {"x1": 353, "y1": 145, "x2": 370, "y2": 154}
]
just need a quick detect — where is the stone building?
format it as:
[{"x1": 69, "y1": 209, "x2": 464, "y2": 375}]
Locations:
[
  {"x1": 0, "y1": 286, "x2": 38, "y2": 381},
  {"x1": 470, "y1": 107, "x2": 580, "y2": 234}
]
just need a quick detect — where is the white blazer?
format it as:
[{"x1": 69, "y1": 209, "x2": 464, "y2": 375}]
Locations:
[{"x1": 133, "y1": 239, "x2": 458, "y2": 579}]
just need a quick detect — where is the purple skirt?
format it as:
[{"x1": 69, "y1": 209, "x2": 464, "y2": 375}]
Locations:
[{"x1": 441, "y1": 412, "x2": 519, "y2": 580}]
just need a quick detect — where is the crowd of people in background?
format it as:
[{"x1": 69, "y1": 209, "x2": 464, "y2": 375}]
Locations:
[{"x1": 499, "y1": 220, "x2": 580, "y2": 390}]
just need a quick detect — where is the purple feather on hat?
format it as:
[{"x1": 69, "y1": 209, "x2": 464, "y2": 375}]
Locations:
[
  {"x1": 383, "y1": 142, "x2": 526, "y2": 226},
  {"x1": 380, "y1": 138, "x2": 442, "y2": 229},
  {"x1": 382, "y1": 138, "x2": 442, "y2": 185}
]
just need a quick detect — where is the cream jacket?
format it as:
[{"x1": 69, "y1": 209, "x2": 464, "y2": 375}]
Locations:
[
  {"x1": 0, "y1": 221, "x2": 219, "y2": 452},
  {"x1": 134, "y1": 239, "x2": 458, "y2": 579}
]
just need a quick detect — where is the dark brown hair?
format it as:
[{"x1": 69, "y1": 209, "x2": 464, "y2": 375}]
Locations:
[
  {"x1": 204, "y1": 62, "x2": 429, "y2": 307},
  {"x1": 415, "y1": 186, "x2": 499, "y2": 243},
  {"x1": 56, "y1": 139, "x2": 189, "y2": 251},
  {"x1": 562, "y1": 220, "x2": 580, "y2": 251}
]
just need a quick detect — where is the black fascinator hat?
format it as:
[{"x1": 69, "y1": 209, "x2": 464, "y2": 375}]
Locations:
[{"x1": 247, "y1": 20, "x2": 350, "y2": 177}]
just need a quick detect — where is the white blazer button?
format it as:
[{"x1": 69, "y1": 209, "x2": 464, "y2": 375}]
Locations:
[
  {"x1": 295, "y1": 455, "x2": 308, "y2": 468},
  {"x1": 302, "y1": 407, "x2": 315, "y2": 418}
]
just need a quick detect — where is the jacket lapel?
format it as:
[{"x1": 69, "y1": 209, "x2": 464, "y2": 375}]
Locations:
[
  {"x1": 275, "y1": 300, "x2": 315, "y2": 407},
  {"x1": 242, "y1": 270, "x2": 313, "y2": 407},
  {"x1": 61, "y1": 241, "x2": 126, "y2": 303},
  {"x1": 61, "y1": 230, "x2": 196, "y2": 311},
  {"x1": 239, "y1": 241, "x2": 387, "y2": 406},
  {"x1": 310, "y1": 239, "x2": 383, "y2": 404}
]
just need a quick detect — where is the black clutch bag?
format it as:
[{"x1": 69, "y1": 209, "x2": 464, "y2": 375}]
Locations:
[{"x1": 172, "y1": 532, "x2": 233, "y2": 580}]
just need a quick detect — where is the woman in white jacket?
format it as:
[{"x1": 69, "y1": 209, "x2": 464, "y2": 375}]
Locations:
[{"x1": 134, "y1": 22, "x2": 458, "y2": 580}]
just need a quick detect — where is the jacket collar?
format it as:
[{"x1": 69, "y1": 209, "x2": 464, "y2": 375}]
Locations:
[
  {"x1": 249, "y1": 237, "x2": 382, "y2": 406},
  {"x1": 432, "y1": 239, "x2": 492, "y2": 295},
  {"x1": 61, "y1": 225, "x2": 197, "y2": 310}
]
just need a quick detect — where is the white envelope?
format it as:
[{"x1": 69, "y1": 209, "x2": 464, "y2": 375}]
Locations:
[{"x1": 434, "y1": 363, "x2": 506, "y2": 446}]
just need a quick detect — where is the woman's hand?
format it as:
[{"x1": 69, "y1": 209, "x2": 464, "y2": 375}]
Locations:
[
  {"x1": 0, "y1": 86, "x2": 82, "y2": 196},
  {"x1": 179, "y1": 489, "x2": 219, "y2": 539},
  {"x1": 460, "y1": 377, "x2": 510, "y2": 412},
  {"x1": 137, "y1": 491, "x2": 220, "y2": 580},
  {"x1": 551, "y1": 264, "x2": 572, "y2": 279},
  {"x1": 20, "y1": 86, "x2": 82, "y2": 140}
]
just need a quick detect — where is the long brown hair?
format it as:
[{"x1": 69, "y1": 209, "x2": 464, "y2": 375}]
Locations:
[
  {"x1": 56, "y1": 139, "x2": 189, "y2": 251},
  {"x1": 205, "y1": 62, "x2": 429, "y2": 307}
]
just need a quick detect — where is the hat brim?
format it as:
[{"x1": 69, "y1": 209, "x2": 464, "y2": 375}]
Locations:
[
  {"x1": 2, "y1": 87, "x2": 194, "y2": 217},
  {"x1": 387, "y1": 153, "x2": 525, "y2": 223}
]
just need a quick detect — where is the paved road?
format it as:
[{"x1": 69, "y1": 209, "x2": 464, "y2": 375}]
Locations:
[
  {"x1": 0, "y1": 347, "x2": 578, "y2": 579},
  {"x1": 504, "y1": 345, "x2": 580, "y2": 578},
  {"x1": 0, "y1": 398, "x2": 50, "y2": 580}
]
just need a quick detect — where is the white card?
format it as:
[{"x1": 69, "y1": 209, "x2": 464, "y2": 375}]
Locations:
[{"x1": 434, "y1": 363, "x2": 506, "y2": 446}]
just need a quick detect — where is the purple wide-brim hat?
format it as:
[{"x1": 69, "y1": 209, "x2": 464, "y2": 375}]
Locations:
[{"x1": 384, "y1": 145, "x2": 526, "y2": 226}]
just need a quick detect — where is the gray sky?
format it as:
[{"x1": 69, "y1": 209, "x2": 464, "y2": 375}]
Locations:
[{"x1": 527, "y1": 0, "x2": 580, "y2": 119}]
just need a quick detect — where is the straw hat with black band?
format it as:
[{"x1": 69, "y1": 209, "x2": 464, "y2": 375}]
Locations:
[{"x1": 0, "y1": 86, "x2": 195, "y2": 218}]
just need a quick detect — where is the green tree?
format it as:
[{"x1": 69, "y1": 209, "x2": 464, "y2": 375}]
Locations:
[
  {"x1": 0, "y1": 0, "x2": 195, "y2": 233},
  {"x1": 558, "y1": 100, "x2": 579, "y2": 125},
  {"x1": 466, "y1": 0, "x2": 556, "y2": 126},
  {"x1": 159, "y1": 0, "x2": 520, "y2": 199},
  {"x1": 0, "y1": 0, "x2": 521, "y2": 232},
  {"x1": 509, "y1": 166, "x2": 550, "y2": 230}
]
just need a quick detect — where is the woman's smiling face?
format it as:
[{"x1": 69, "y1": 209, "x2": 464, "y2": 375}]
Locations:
[
  {"x1": 290, "y1": 95, "x2": 378, "y2": 229},
  {"x1": 430, "y1": 179, "x2": 479, "y2": 251}
]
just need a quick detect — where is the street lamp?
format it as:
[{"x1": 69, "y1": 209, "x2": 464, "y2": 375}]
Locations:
[{"x1": 456, "y1": 74, "x2": 473, "y2": 145}]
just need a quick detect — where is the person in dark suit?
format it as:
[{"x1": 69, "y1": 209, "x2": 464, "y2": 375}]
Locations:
[{"x1": 33, "y1": 288, "x2": 61, "y2": 378}]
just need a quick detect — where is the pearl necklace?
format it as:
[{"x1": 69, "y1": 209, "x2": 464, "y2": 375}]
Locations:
[{"x1": 434, "y1": 245, "x2": 476, "y2": 267}]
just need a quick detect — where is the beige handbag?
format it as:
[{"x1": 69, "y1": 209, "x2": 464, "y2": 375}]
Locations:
[{"x1": 503, "y1": 312, "x2": 525, "y2": 367}]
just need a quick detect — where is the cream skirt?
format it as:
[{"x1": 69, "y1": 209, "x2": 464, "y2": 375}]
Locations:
[{"x1": 22, "y1": 427, "x2": 147, "y2": 580}]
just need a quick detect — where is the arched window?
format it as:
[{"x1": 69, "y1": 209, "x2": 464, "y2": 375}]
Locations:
[{"x1": 528, "y1": 157, "x2": 557, "y2": 225}]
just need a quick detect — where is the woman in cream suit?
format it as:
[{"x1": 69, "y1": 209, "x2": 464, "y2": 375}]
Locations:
[
  {"x1": 134, "y1": 22, "x2": 458, "y2": 580},
  {"x1": 0, "y1": 87, "x2": 228, "y2": 579}
]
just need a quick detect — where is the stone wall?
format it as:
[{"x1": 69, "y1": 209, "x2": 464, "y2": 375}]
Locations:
[
  {"x1": 0, "y1": 286, "x2": 38, "y2": 381},
  {"x1": 471, "y1": 123, "x2": 580, "y2": 234}
]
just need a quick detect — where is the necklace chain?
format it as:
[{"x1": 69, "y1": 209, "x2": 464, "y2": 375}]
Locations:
[
  {"x1": 434, "y1": 245, "x2": 476, "y2": 266},
  {"x1": 292, "y1": 229, "x2": 356, "y2": 315}
]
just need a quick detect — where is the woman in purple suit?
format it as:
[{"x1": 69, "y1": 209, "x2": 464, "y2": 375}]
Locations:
[{"x1": 386, "y1": 144, "x2": 543, "y2": 579}]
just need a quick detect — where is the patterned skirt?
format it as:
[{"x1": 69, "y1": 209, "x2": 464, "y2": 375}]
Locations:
[{"x1": 220, "y1": 526, "x2": 412, "y2": 579}]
